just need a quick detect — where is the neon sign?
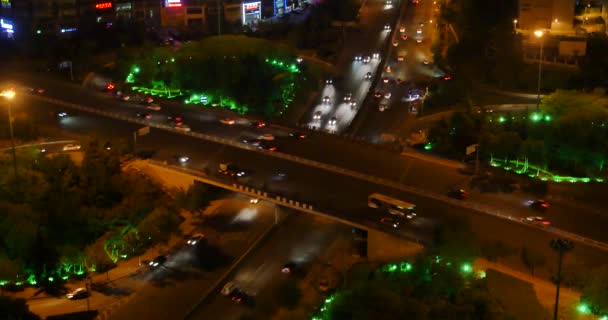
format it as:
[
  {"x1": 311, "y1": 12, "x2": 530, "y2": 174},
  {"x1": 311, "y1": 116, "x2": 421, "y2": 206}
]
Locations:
[
  {"x1": 0, "y1": 19, "x2": 14, "y2": 33},
  {"x1": 95, "y1": 2, "x2": 112, "y2": 9},
  {"x1": 244, "y1": 2, "x2": 261, "y2": 14}
]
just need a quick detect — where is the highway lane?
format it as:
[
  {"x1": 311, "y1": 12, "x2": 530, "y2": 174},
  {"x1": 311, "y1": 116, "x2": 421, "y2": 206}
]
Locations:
[
  {"x1": 354, "y1": 0, "x2": 442, "y2": 140},
  {"x1": 17, "y1": 94, "x2": 608, "y2": 250},
  {"x1": 189, "y1": 214, "x2": 349, "y2": 320}
]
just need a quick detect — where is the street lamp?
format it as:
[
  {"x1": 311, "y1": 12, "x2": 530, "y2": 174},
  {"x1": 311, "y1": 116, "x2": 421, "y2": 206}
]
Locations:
[
  {"x1": 550, "y1": 238, "x2": 574, "y2": 320},
  {"x1": 534, "y1": 30, "x2": 544, "y2": 111},
  {"x1": 513, "y1": 19, "x2": 518, "y2": 31},
  {"x1": 0, "y1": 88, "x2": 18, "y2": 184}
]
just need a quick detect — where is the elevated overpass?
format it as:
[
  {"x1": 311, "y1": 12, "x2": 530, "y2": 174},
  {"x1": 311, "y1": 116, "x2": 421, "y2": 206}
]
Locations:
[{"x1": 128, "y1": 159, "x2": 425, "y2": 261}]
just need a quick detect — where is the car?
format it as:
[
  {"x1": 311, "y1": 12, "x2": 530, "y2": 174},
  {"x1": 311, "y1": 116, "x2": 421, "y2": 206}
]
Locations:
[
  {"x1": 187, "y1": 233, "x2": 206, "y2": 246},
  {"x1": 66, "y1": 288, "x2": 89, "y2": 300},
  {"x1": 384, "y1": 24, "x2": 391, "y2": 31},
  {"x1": 349, "y1": 99, "x2": 357, "y2": 108},
  {"x1": 177, "y1": 155, "x2": 190, "y2": 163},
  {"x1": 378, "y1": 104, "x2": 388, "y2": 112},
  {"x1": 416, "y1": 38, "x2": 423, "y2": 43},
  {"x1": 289, "y1": 132, "x2": 306, "y2": 139},
  {"x1": 313, "y1": 111, "x2": 322, "y2": 120},
  {"x1": 443, "y1": 75, "x2": 452, "y2": 81},
  {"x1": 417, "y1": 29, "x2": 422, "y2": 34},
  {"x1": 328, "y1": 117, "x2": 337, "y2": 126},
  {"x1": 399, "y1": 25, "x2": 406, "y2": 33},
  {"x1": 282, "y1": 262, "x2": 297, "y2": 274},
  {"x1": 373, "y1": 91, "x2": 382, "y2": 98},
  {"x1": 57, "y1": 112, "x2": 68, "y2": 118},
  {"x1": 62, "y1": 144, "x2": 81, "y2": 151},
  {"x1": 419, "y1": 22, "x2": 424, "y2": 27},
  {"x1": 354, "y1": 55, "x2": 362, "y2": 62},
  {"x1": 318, "y1": 277, "x2": 330, "y2": 292},
  {"x1": 397, "y1": 55, "x2": 404, "y2": 61},
  {"x1": 149, "y1": 255, "x2": 168, "y2": 267},
  {"x1": 523, "y1": 216, "x2": 551, "y2": 226},
  {"x1": 448, "y1": 189, "x2": 470, "y2": 200},
  {"x1": 242, "y1": 139, "x2": 262, "y2": 147},
  {"x1": 395, "y1": 78, "x2": 404, "y2": 84},
  {"x1": 250, "y1": 198, "x2": 260, "y2": 204},
  {"x1": 383, "y1": 77, "x2": 390, "y2": 83},
  {"x1": 175, "y1": 125, "x2": 191, "y2": 132},
  {"x1": 117, "y1": 94, "x2": 130, "y2": 101},
  {"x1": 147, "y1": 103, "x2": 161, "y2": 111},
  {"x1": 380, "y1": 216, "x2": 402, "y2": 228},
  {"x1": 260, "y1": 143, "x2": 277, "y2": 152},
  {"x1": 230, "y1": 289, "x2": 256, "y2": 306},
  {"x1": 167, "y1": 114, "x2": 183, "y2": 123},
  {"x1": 423, "y1": 60, "x2": 430, "y2": 65},
  {"x1": 253, "y1": 121, "x2": 266, "y2": 128},
  {"x1": 136, "y1": 112, "x2": 151, "y2": 120},
  {"x1": 343, "y1": 93, "x2": 352, "y2": 102},
  {"x1": 258, "y1": 133, "x2": 275, "y2": 141},
  {"x1": 220, "y1": 118, "x2": 236, "y2": 125},
  {"x1": 386, "y1": 66, "x2": 392, "y2": 73},
  {"x1": 372, "y1": 53, "x2": 380, "y2": 59},
  {"x1": 218, "y1": 163, "x2": 247, "y2": 177},
  {"x1": 392, "y1": 40, "x2": 399, "y2": 47},
  {"x1": 385, "y1": 0, "x2": 392, "y2": 5},
  {"x1": 401, "y1": 34, "x2": 409, "y2": 40},
  {"x1": 384, "y1": 92, "x2": 392, "y2": 99},
  {"x1": 322, "y1": 96, "x2": 331, "y2": 104},
  {"x1": 221, "y1": 281, "x2": 238, "y2": 296},
  {"x1": 528, "y1": 200, "x2": 550, "y2": 211},
  {"x1": 325, "y1": 78, "x2": 333, "y2": 85},
  {"x1": 364, "y1": 72, "x2": 372, "y2": 80},
  {"x1": 363, "y1": 56, "x2": 371, "y2": 64}
]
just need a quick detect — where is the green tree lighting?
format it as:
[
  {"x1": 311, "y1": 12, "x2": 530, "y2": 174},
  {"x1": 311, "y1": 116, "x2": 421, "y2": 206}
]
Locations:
[
  {"x1": 461, "y1": 263, "x2": 472, "y2": 273},
  {"x1": 577, "y1": 303, "x2": 591, "y2": 314}
]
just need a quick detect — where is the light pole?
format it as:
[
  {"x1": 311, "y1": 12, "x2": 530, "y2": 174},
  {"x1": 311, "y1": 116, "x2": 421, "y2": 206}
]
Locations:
[
  {"x1": 534, "y1": 30, "x2": 544, "y2": 111},
  {"x1": 513, "y1": 19, "x2": 518, "y2": 32},
  {"x1": 1, "y1": 88, "x2": 18, "y2": 184},
  {"x1": 550, "y1": 238, "x2": 574, "y2": 320}
]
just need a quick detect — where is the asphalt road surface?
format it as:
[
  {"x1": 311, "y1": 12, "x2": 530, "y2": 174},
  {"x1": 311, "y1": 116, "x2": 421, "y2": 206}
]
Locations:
[{"x1": 188, "y1": 214, "x2": 349, "y2": 320}]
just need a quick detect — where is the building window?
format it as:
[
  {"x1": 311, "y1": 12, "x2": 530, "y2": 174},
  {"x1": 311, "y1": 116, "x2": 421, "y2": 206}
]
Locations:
[
  {"x1": 1, "y1": 0, "x2": 11, "y2": 9},
  {"x1": 116, "y1": 3, "x2": 132, "y2": 11},
  {"x1": 187, "y1": 7, "x2": 202, "y2": 14}
]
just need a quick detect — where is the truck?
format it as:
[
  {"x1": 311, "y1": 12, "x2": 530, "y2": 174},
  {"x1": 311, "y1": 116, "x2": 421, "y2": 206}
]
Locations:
[{"x1": 218, "y1": 163, "x2": 246, "y2": 177}]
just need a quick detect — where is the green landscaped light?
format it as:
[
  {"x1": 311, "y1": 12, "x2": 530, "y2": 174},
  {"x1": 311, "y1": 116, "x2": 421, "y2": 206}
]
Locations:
[
  {"x1": 62, "y1": 275, "x2": 69, "y2": 280},
  {"x1": 48, "y1": 277, "x2": 54, "y2": 282},
  {"x1": 476, "y1": 270, "x2": 486, "y2": 279},
  {"x1": 400, "y1": 262, "x2": 413, "y2": 272},
  {"x1": 15, "y1": 281, "x2": 22, "y2": 286},
  {"x1": 498, "y1": 116, "x2": 506, "y2": 123},
  {"x1": 424, "y1": 142, "x2": 433, "y2": 150},
  {"x1": 577, "y1": 303, "x2": 591, "y2": 314},
  {"x1": 0, "y1": 280, "x2": 8, "y2": 286},
  {"x1": 598, "y1": 316, "x2": 607, "y2": 320},
  {"x1": 461, "y1": 263, "x2": 472, "y2": 273},
  {"x1": 544, "y1": 115, "x2": 551, "y2": 121},
  {"x1": 435, "y1": 256, "x2": 441, "y2": 264},
  {"x1": 596, "y1": 178, "x2": 605, "y2": 182},
  {"x1": 530, "y1": 113, "x2": 542, "y2": 122}
]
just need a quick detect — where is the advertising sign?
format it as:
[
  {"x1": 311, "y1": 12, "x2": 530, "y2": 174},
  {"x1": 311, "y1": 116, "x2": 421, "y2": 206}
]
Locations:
[
  {"x1": 244, "y1": 1, "x2": 260, "y2": 14},
  {"x1": 165, "y1": 0, "x2": 182, "y2": 7},
  {"x1": 242, "y1": 1, "x2": 262, "y2": 25}
]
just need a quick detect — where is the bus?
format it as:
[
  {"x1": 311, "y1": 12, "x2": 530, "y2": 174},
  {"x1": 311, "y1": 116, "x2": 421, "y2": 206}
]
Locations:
[{"x1": 368, "y1": 193, "x2": 417, "y2": 219}]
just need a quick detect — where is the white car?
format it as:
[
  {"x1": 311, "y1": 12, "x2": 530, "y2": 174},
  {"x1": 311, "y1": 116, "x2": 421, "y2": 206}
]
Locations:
[
  {"x1": 384, "y1": 24, "x2": 391, "y2": 31},
  {"x1": 250, "y1": 198, "x2": 260, "y2": 204},
  {"x1": 187, "y1": 233, "x2": 206, "y2": 245},
  {"x1": 363, "y1": 56, "x2": 371, "y2": 64},
  {"x1": 416, "y1": 38, "x2": 423, "y2": 43},
  {"x1": 364, "y1": 72, "x2": 372, "y2": 80},
  {"x1": 220, "y1": 118, "x2": 236, "y2": 125},
  {"x1": 62, "y1": 144, "x2": 81, "y2": 151},
  {"x1": 322, "y1": 96, "x2": 331, "y2": 104},
  {"x1": 417, "y1": 29, "x2": 422, "y2": 34},
  {"x1": 354, "y1": 55, "x2": 362, "y2": 62},
  {"x1": 384, "y1": 92, "x2": 392, "y2": 99},
  {"x1": 399, "y1": 26, "x2": 406, "y2": 33},
  {"x1": 372, "y1": 53, "x2": 380, "y2": 59},
  {"x1": 175, "y1": 125, "x2": 191, "y2": 132},
  {"x1": 343, "y1": 93, "x2": 352, "y2": 102},
  {"x1": 66, "y1": 288, "x2": 88, "y2": 300},
  {"x1": 147, "y1": 104, "x2": 162, "y2": 111},
  {"x1": 325, "y1": 78, "x2": 333, "y2": 85},
  {"x1": 178, "y1": 156, "x2": 190, "y2": 163},
  {"x1": 57, "y1": 112, "x2": 68, "y2": 117},
  {"x1": 313, "y1": 111, "x2": 322, "y2": 120},
  {"x1": 328, "y1": 117, "x2": 337, "y2": 126},
  {"x1": 258, "y1": 133, "x2": 275, "y2": 141},
  {"x1": 392, "y1": 40, "x2": 398, "y2": 47}
]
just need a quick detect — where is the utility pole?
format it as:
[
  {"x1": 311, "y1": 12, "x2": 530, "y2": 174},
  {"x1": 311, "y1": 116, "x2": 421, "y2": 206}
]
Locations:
[
  {"x1": 550, "y1": 238, "x2": 574, "y2": 320},
  {"x1": 217, "y1": 0, "x2": 222, "y2": 36}
]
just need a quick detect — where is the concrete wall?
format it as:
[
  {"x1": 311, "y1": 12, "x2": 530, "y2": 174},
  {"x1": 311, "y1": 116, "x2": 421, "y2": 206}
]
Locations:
[{"x1": 367, "y1": 229, "x2": 424, "y2": 262}]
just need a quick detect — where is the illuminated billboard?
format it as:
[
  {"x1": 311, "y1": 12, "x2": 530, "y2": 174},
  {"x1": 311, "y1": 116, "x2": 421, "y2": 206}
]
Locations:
[
  {"x1": 242, "y1": 1, "x2": 261, "y2": 25},
  {"x1": 165, "y1": 0, "x2": 182, "y2": 7},
  {"x1": 95, "y1": 2, "x2": 112, "y2": 9}
]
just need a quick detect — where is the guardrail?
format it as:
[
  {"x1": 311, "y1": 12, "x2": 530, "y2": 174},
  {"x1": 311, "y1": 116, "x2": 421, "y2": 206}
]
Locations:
[{"x1": 33, "y1": 94, "x2": 608, "y2": 252}]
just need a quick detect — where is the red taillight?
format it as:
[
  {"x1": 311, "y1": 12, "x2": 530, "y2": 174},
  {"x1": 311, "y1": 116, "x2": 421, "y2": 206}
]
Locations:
[
  {"x1": 542, "y1": 221, "x2": 550, "y2": 225},
  {"x1": 542, "y1": 203, "x2": 549, "y2": 207},
  {"x1": 443, "y1": 76, "x2": 452, "y2": 81},
  {"x1": 269, "y1": 147, "x2": 277, "y2": 151}
]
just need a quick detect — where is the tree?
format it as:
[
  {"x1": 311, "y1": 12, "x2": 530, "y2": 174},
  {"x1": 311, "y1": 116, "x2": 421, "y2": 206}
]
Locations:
[
  {"x1": 581, "y1": 264, "x2": 608, "y2": 315},
  {"x1": 137, "y1": 206, "x2": 182, "y2": 246},
  {"x1": 521, "y1": 247, "x2": 545, "y2": 276},
  {"x1": 0, "y1": 296, "x2": 40, "y2": 320}
]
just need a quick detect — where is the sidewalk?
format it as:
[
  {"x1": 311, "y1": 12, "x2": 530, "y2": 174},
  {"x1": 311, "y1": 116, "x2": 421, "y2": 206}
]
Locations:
[{"x1": 474, "y1": 258, "x2": 591, "y2": 320}]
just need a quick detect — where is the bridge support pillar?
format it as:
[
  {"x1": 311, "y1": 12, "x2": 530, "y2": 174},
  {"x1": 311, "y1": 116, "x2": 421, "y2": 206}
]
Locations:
[{"x1": 366, "y1": 229, "x2": 424, "y2": 262}]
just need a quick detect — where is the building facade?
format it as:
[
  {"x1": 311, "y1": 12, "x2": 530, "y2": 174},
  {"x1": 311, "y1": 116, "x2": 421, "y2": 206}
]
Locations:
[{"x1": 518, "y1": 0, "x2": 575, "y2": 31}]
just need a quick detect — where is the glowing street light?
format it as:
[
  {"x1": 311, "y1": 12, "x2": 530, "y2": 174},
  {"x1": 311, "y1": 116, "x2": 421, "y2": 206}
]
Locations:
[
  {"x1": 534, "y1": 30, "x2": 544, "y2": 111},
  {"x1": 513, "y1": 19, "x2": 518, "y2": 31},
  {"x1": 1, "y1": 88, "x2": 18, "y2": 183}
]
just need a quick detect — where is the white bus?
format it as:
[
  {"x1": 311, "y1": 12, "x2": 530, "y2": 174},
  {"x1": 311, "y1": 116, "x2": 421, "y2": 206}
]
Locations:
[{"x1": 368, "y1": 193, "x2": 417, "y2": 219}]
